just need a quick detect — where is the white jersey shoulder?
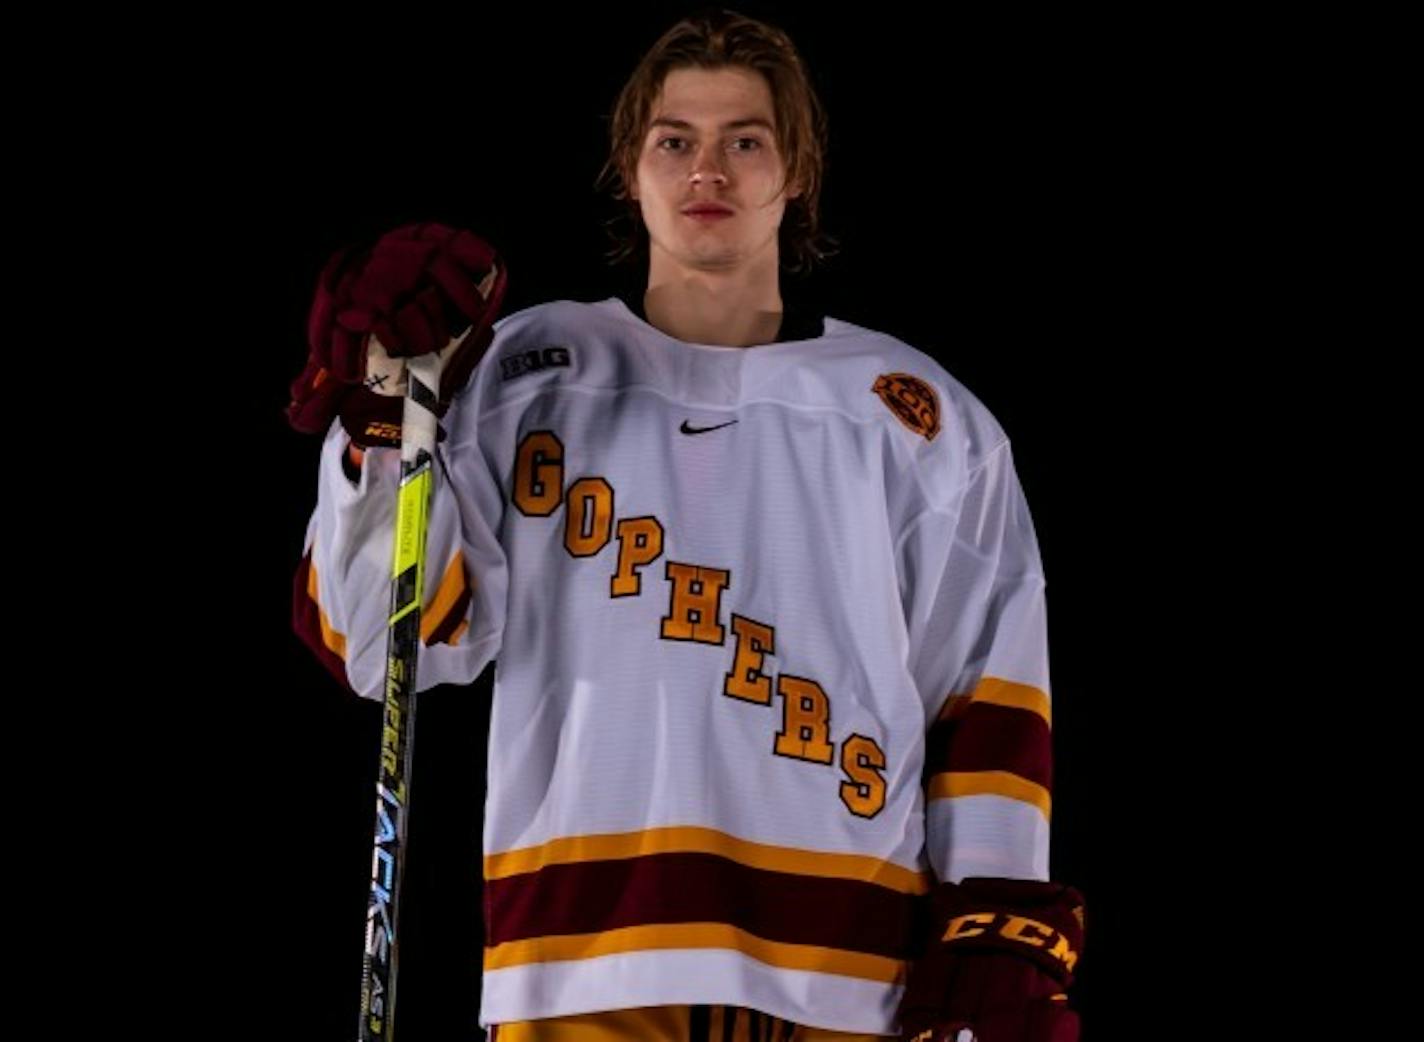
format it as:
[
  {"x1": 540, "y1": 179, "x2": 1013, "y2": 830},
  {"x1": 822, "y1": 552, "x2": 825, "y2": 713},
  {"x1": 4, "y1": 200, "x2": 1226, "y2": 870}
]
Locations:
[{"x1": 458, "y1": 296, "x2": 1011, "y2": 510}]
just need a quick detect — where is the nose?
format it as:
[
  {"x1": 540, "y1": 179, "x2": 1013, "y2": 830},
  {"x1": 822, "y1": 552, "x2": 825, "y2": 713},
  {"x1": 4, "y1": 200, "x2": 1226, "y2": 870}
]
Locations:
[{"x1": 689, "y1": 145, "x2": 728, "y2": 185}]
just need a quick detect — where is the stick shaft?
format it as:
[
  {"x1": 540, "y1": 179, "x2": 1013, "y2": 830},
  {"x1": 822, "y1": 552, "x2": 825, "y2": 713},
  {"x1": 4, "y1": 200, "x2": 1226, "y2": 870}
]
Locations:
[{"x1": 359, "y1": 353, "x2": 443, "y2": 1042}]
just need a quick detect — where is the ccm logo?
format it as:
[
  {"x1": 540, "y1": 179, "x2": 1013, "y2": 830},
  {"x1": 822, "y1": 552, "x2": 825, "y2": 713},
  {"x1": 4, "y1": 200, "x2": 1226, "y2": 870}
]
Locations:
[
  {"x1": 501, "y1": 345, "x2": 571, "y2": 381},
  {"x1": 942, "y1": 912, "x2": 1079, "y2": 972}
]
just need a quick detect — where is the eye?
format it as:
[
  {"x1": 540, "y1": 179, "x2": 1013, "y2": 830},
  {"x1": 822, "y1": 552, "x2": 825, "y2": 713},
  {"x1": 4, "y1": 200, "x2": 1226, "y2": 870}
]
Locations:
[
  {"x1": 655, "y1": 136, "x2": 686, "y2": 151},
  {"x1": 731, "y1": 137, "x2": 763, "y2": 151}
]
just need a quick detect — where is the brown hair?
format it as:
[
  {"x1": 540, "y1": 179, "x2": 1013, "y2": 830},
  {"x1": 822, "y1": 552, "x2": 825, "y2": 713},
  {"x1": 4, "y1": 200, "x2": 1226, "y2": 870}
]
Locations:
[{"x1": 594, "y1": 7, "x2": 839, "y2": 275}]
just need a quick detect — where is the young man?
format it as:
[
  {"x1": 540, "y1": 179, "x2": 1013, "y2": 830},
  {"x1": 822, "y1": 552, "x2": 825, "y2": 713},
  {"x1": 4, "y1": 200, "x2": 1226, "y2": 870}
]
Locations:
[{"x1": 288, "y1": 9, "x2": 1084, "y2": 1041}]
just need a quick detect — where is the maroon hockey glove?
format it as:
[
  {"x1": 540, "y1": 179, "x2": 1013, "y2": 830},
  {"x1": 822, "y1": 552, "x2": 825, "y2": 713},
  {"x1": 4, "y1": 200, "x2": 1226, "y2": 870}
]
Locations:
[
  {"x1": 285, "y1": 222, "x2": 507, "y2": 449},
  {"x1": 897, "y1": 877, "x2": 1085, "y2": 1042}
]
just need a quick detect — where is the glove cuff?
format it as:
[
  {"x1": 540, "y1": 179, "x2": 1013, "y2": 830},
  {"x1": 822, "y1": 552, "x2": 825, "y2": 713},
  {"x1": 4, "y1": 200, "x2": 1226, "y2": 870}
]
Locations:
[
  {"x1": 930, "y1": 877, "x2": 1084, "y2": 989},
  {"x1": 337, "y1": 392, "x2": 447, "y2": 451}
]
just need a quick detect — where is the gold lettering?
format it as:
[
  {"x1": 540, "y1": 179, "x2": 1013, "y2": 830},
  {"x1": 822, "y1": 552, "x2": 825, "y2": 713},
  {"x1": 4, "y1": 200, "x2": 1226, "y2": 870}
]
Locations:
[
  {"x1": 612, "y1": 517, "x2": 664, "y2": 596},
  {"x1": 943, "y1": 912, "x2": 994, "y2": 942},
  {"x1": 774, "y1": 676, "x2": 834, "y2": 764},
  {"x1": 661, "y1": 562, "x2": 729, "y2": 643},
  {"x1": 724, "y1": 615, "x2": 775, "y2": 705},
  {"x1": 1001, "y1": 915, "x2": 1053, "y2": 949},
  {"x1": 1047, "y1": 931, "x2": 1079, "y2": 972},
  {"x1": 565, "y1": 477, "x2": 614, "y2": 557},
  {"x1": 513, "y1": 431, "x2": 563, "y2": 516},
  {"x1": 839, "y1": 734, "x2": 887, "y2": 817}
]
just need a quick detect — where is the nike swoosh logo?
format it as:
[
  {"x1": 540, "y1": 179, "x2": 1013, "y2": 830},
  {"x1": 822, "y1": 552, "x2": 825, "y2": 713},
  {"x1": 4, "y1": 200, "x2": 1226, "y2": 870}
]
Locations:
[{"x1": 680, "y1": 419, "x2": 739, "y2": 435}]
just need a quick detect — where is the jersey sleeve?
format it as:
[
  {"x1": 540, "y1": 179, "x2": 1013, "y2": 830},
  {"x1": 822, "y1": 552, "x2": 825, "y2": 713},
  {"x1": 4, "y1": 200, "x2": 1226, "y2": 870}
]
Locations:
[
  {"x1": 292, "y1": 402, "x2": 508, "y2": 701},
  {"x1": 900, "y1": 438, "x2": 1054, "y2": 884}
]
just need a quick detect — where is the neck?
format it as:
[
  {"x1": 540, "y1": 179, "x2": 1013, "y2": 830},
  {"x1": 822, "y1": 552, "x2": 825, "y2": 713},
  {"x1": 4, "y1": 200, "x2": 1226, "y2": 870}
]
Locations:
[{"x1": 642, "y1": 251, "x2": 783, "y2": 348}]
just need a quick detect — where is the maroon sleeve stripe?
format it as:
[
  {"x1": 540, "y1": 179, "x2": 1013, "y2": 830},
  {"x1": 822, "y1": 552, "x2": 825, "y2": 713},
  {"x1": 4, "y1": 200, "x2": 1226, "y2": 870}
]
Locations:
[{"x1": 923, "y1": 701, "x2": 1052, "y2": 792}]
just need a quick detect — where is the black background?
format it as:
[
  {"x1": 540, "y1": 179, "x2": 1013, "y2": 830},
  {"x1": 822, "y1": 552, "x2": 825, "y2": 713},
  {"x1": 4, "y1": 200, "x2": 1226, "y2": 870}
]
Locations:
[{"x1": 173, "y1": 3, "x2": 1236, "y2": 1038}]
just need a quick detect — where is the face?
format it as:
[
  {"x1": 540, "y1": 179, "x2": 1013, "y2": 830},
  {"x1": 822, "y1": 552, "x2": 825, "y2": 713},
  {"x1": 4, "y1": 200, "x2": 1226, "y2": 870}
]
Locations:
[{"x1": 631, "y1": 65, "x2": 800, "y2": 277}]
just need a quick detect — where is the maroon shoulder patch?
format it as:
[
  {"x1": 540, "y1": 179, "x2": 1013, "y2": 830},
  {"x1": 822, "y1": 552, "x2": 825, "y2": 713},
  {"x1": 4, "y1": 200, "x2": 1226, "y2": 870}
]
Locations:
[{"x1": 872, "y1": 373, "x2": 941, "y2": 442}]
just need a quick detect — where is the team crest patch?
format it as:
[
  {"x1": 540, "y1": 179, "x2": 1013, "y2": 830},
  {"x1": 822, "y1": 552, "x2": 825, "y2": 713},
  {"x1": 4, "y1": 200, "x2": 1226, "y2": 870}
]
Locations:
[{"x1": 872, "y1": 373, "x2": 941, "y2": 442}]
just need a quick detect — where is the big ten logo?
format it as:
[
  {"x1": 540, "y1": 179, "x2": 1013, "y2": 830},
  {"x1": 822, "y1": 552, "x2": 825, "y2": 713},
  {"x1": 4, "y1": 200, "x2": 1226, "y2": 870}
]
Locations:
[
  {"x1": 501, "y1": 345, "x2": 572, "y2": 382},
  {"x1": 510, "y1": 429, "x2": 889, "y2": 819}
]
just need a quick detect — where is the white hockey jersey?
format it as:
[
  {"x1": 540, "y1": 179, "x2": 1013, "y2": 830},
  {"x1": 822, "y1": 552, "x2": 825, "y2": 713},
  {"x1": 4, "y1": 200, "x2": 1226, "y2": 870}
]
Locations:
[{"x1": 297, "y1": 296, "x2": 1056, "y2": 1035}]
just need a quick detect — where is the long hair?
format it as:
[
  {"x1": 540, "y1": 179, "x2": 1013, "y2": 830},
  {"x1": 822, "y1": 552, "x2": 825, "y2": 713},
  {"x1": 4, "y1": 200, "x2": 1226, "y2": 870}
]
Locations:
[{"x1": 593, "y1": 8, "x2": 839, "y2": 276}]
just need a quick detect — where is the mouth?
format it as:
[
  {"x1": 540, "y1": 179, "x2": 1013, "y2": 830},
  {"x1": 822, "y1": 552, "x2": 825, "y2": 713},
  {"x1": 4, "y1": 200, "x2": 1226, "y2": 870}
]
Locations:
[{"x1": 683, "y1": 208, "x2": 734, "y2": 221}]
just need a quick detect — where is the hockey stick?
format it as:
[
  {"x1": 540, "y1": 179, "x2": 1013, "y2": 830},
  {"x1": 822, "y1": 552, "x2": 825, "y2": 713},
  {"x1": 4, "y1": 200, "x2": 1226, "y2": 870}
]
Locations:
[{"x1": 359, "y1": 350, "x2": 443, "y2": 1041}]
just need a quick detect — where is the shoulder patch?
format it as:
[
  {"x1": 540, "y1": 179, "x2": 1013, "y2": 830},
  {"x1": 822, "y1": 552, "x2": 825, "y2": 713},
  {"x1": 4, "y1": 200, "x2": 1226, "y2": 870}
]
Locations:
[
  {"x1": 871, "y1": 372, "x2": 941, "y2": 442},
  {"x1": 499, "y1": 344, "x2": 572, "y2": 383}
]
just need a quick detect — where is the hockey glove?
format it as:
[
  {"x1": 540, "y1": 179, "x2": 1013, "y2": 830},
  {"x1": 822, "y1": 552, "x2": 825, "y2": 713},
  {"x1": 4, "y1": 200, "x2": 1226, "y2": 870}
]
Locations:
[
  {"x1": 286, "y1": 222, "x2": 507, "y2": 449},
  {"x1": 897, "y1": 877, "x2": 1085, "y2": 1042}
]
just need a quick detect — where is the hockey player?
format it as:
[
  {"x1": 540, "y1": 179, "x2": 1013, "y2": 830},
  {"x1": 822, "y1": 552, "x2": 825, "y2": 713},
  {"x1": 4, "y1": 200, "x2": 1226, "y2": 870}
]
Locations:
[{"x1": 287, "y1": 9, "x2": 1084, "y2": 1041}]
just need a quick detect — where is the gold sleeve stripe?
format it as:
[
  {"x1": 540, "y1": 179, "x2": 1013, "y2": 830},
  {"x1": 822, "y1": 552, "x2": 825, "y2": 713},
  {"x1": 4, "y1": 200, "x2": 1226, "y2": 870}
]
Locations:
[
  {"x1": 447, "y1": 619, "x2": 469, "y2": 647},
  {"x1": 927, "y1": 769, "x2": 1052, "y2": 820},
  {"x1": 938, "y1": 676, "x2": 1051, "y2": 727},
  {"x1": 485, "y1": 825, "x2": 931, "y2": 895},
  {"x1": 305, "y1": 556, "x2": 347, "y2": 661},
  {"x1": 483, "y1": 921, "x2": 906, "y2": 984},
  {"x1": 420, "y1": 549, "x2": 471, "y2": 644}
]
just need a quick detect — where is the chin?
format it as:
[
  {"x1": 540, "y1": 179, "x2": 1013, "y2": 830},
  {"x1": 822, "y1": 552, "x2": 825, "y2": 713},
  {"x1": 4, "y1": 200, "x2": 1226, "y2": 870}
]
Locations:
[{"x1": 690, "y1": 254, "x2": 744, "y2": 274}]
